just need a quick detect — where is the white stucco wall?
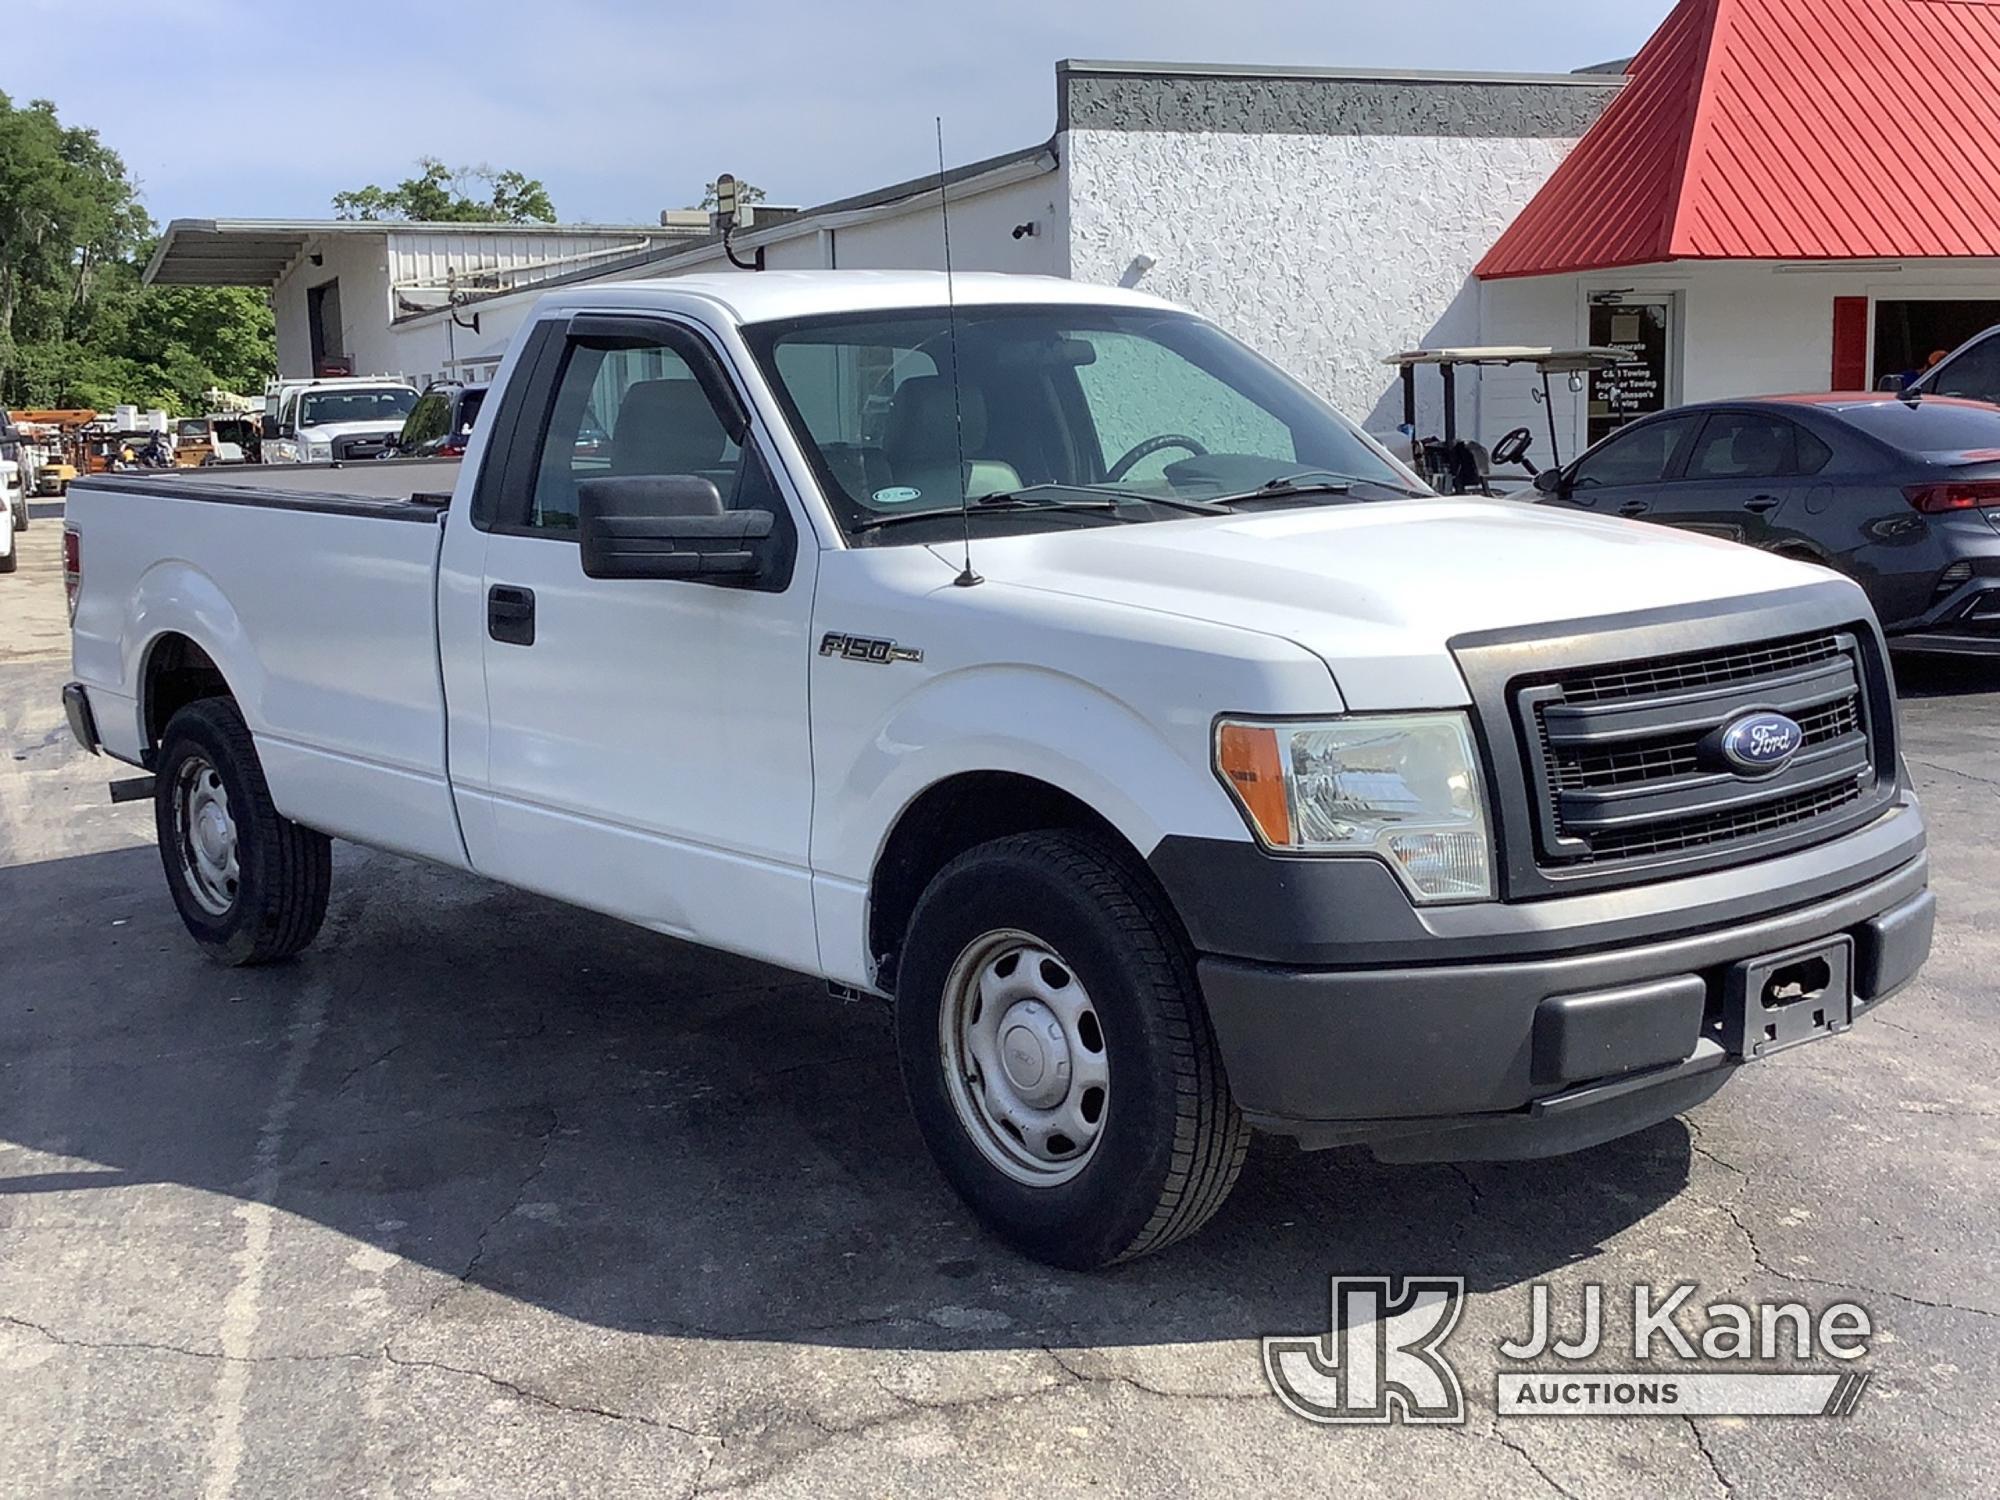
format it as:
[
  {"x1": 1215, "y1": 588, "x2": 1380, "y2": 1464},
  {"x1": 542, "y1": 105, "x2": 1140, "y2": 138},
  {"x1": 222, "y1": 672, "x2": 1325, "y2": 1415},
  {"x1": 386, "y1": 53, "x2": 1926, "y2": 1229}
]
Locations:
[
  {"x1": 1062, "y1": 134, "x2": 1577, "y2": 442},
  {"x1": 1479, "y1": 258, "x2": 2000, "y2": 467}
]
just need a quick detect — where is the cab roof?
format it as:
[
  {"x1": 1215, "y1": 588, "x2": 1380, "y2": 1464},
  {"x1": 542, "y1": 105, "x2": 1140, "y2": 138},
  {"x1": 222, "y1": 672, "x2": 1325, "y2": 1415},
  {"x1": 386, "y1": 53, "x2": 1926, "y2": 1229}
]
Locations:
[{"x1": 533, "y1": 270, "x2": 1183, "y2": 326}]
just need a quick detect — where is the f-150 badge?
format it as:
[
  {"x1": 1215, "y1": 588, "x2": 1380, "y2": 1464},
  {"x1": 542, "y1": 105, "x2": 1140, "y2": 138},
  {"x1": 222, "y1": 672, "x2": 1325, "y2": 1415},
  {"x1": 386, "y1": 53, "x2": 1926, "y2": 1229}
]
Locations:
[{"x1": 819, "y1": 632, "x2": 923, "y2": 665}]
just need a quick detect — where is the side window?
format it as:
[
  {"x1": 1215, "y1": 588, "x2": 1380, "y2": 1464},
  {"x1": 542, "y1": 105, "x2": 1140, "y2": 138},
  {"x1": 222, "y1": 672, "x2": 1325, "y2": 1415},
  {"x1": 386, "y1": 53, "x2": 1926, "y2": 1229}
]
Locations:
[
  {"x1": 501, "y1": 327, "x2": 791, "y2": 586},
  {"x1": 1795, "y1": 425, "x2": 1833, "y2": 474},
  {"x1": 1571, "y1": 413, "x2": 1701, "y2": 489},
  {"x1": 1683, "y1": 412, "x2": 1799, "y2": 481},
  {"x1": 1928, "y1": 335, "x2": 2000, "y2": 403},
  {"x1": 521, "y1": 337, "x2": 745, "y2": 533}
]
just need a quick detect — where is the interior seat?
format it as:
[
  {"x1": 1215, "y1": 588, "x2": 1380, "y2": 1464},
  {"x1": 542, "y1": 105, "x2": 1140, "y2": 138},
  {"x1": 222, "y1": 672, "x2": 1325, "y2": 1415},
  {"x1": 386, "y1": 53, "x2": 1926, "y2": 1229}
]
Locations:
[{"x1": 881, "y1": 375, "x2": 1021, "y2": 502}]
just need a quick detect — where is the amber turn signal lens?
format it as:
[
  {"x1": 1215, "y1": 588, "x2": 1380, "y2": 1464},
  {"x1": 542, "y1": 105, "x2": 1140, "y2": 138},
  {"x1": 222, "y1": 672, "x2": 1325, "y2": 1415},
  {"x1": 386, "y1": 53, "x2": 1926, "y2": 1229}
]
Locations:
[{"x1": 1216, "y1": 722, "x2": 1292, "y2": 847}]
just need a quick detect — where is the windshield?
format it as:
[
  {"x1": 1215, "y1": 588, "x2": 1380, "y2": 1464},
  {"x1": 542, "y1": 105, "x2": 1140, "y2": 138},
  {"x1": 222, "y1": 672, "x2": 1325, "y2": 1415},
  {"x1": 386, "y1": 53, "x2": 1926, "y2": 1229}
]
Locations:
[
  {"x1": 744, "y1": 306, "x2": 1426, "y2": 543},
  {"x1": 299, "y1": 387, "x2": 417, "y2": 427}
]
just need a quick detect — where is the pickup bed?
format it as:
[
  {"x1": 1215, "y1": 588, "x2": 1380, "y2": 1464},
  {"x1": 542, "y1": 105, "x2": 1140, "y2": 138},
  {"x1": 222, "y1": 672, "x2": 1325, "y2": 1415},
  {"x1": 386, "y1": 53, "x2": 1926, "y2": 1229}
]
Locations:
[{"x1": 64, "y1": 272, "x2": 1934, "y2": 1267}]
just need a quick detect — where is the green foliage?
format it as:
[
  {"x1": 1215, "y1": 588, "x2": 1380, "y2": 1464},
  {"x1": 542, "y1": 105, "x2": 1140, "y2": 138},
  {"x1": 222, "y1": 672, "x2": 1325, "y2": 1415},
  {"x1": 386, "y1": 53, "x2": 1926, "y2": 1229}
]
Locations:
[
  {"x1": 0, "y1": 91, "x2": 276, "y2": 414},
  {"x1": 333, "y1": 157, "x2": 557, "y2": 224},
  {"x1": 697, "y1": 178, "x2": 767, "y2": 212}
]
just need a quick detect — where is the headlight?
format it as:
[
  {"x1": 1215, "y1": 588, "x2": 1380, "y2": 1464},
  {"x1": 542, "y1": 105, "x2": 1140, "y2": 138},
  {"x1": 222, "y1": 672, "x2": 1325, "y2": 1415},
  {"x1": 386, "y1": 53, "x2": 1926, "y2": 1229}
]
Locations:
[
  {"x1": 305, "y1": 441, "x2": 333, "y2": 462},
  {"x1": 1214, "y1": 713, "x2": 1494, "y2": 901}
]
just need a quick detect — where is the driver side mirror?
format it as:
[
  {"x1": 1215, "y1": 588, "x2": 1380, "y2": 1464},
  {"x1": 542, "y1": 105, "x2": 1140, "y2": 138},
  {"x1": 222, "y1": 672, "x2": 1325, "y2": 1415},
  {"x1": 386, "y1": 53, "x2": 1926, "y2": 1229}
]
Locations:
[
  {"x1": 260, "y1": 414, "x2": 279, "y2": 441},
  {"x1": 577, "y1": 475, "x2": 775, "y2": 584},
  {"x1": 1532, "y1": 467, "x2": 1568, "y2": 498}
]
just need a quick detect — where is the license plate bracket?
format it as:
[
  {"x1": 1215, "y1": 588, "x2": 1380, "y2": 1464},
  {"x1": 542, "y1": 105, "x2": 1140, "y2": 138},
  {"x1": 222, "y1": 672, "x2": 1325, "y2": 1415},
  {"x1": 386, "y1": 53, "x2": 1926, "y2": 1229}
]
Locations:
[{"x1": 1722, "y1": 936, "x2": 1854, "y2": 1060}]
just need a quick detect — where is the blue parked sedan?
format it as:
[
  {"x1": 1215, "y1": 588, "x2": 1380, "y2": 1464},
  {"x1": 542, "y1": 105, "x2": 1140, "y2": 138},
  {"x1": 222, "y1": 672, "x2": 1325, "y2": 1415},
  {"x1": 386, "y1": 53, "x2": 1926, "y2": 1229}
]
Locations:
[{"x1": 1532, "y1": 394, "x2": 2000, "y2": 655}]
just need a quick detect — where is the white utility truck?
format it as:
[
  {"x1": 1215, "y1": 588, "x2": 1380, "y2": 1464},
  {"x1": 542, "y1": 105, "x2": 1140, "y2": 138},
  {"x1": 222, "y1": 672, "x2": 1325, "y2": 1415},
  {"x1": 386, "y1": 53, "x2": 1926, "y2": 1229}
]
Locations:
[
  {"x1": 260, "y1": 375, "x2": 419, "y2": 464},
  {"x1": 63, "y1": 273, "x2": 1933, "y2": 1267}
]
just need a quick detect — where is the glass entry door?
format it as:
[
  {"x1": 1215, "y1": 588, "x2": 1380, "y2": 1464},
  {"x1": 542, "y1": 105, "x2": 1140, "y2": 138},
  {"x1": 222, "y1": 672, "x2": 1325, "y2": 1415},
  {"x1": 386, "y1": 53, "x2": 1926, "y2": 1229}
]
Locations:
[{"x1": 1587, "y1": 293, "x2": 1677, "y2": 447}]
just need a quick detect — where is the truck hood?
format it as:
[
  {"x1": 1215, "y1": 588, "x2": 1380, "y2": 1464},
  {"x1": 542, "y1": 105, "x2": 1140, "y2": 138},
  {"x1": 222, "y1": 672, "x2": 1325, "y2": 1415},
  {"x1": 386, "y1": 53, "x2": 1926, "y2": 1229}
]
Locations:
[{"x1": 949, "y1": 498, "x2": 1854, "y2": 709}]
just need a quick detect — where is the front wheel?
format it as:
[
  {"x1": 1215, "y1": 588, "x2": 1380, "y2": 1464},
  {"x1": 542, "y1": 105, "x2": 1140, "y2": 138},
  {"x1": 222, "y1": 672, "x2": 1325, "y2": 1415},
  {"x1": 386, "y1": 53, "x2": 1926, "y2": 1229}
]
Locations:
[
  {"x1": 153, "y1": 697, "x2": 331, "y2": 965},
  {"x1": 895, "y1": 831, "x2": 1248, "y2": 1267}
]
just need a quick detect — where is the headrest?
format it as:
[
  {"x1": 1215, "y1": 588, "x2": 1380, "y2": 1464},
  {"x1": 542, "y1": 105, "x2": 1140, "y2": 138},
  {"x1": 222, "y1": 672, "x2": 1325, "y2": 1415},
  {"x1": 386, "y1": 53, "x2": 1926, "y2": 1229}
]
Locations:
[
  {"x1": 612, "y1": 379, "x2": 729, "y2": 476},
  {"x1": 882, "y1": 375, "x2": 989, "y2": 472}
]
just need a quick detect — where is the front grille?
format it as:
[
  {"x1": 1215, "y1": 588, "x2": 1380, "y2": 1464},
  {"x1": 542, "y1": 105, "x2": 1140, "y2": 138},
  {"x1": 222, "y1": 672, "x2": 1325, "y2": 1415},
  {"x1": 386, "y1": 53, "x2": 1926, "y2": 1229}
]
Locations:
[
  {"x1": 332, "y1": 435, "x2": 391, "y2": 462},
  {"x1": 1581, "y1": 779, "x2": 1865, "y2": 862},
  {"x1": 1518, "y1": 627, "x2": 1880, "y2": 875},
  {"x1": 1549, "y1": 696, "x2": 1860, "y2": 792}
]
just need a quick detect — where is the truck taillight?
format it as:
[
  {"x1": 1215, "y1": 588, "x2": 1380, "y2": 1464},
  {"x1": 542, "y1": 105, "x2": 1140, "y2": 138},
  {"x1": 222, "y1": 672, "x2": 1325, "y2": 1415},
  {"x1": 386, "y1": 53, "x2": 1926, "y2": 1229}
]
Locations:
[
  {"x1": 1904, "y1": 480, "x2": 2000, "y2": 513},
  {"x1": 62, "y1": 526, "x2": 81, "y2": 623}
]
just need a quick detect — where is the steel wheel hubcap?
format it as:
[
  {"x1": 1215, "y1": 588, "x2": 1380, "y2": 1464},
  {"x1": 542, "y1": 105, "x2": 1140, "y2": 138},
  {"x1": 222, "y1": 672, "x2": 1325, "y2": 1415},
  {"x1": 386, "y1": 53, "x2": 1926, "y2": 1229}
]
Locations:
[
  {"x1": 174, "y1": 757, "x2": 239, "y2": 916},
  {"x1": 941, "y1": 929, "x2": 1110, "y2": 1186}
]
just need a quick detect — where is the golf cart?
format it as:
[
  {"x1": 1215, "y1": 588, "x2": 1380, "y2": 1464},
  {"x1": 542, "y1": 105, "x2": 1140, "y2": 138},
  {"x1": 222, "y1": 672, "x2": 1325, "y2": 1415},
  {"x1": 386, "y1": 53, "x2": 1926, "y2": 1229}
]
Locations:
[{"x1": 1381, "y1": 346, "x2": 1636, "y2": 496}]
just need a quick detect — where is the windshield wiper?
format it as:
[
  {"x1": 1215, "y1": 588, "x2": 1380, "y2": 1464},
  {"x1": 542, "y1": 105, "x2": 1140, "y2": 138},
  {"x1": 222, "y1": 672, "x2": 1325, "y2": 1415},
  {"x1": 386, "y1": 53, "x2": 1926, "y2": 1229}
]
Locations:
[
  {"x1": 848, "y1": 494, "x2": 1121, "y2": 534},
  {"x1": 848, "y1": 483, "x2": 1230, "y2": 534},
  {"x1": 979, "y1": 482, "x2": 1236, "y2": 516},
  {"x1": 1204, "y1": 470, "x2": 1427, "y2": 505}
]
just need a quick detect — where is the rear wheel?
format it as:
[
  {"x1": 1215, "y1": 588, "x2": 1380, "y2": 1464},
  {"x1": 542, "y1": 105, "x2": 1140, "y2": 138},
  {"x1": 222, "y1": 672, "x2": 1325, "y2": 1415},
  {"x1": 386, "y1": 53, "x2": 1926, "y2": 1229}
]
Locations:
[
  {"x1": 895, "y1": 831, "x2": 1248, "y2": 1268},
  {"x1": 153, "y1": 698, "x2": 331, "y2": 965}
]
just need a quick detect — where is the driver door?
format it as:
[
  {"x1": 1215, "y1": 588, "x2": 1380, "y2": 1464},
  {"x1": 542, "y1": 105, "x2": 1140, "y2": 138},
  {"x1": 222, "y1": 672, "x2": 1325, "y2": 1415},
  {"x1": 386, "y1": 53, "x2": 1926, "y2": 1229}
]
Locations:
[
  {"x1": 1549, "y1": 412, "x2": 1702, "y2": 520},
  {"x1": 457, "y1": 313, "x2": 821, "y2": 972}
]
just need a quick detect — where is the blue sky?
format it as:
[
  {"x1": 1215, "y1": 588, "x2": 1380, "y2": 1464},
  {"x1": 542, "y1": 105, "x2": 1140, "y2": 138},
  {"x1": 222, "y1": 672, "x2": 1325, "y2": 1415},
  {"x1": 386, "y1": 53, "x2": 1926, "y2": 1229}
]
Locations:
[{"x1": 1, "y1": 0, "x2": 1670, "y2": 230}]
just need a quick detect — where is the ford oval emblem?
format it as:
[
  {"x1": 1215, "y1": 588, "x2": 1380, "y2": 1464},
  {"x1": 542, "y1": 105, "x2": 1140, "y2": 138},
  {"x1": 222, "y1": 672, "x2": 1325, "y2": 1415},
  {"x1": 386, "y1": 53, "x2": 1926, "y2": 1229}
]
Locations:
[{"x1": 1718, "y1": 712, "x2": 1804, "y2": 774}]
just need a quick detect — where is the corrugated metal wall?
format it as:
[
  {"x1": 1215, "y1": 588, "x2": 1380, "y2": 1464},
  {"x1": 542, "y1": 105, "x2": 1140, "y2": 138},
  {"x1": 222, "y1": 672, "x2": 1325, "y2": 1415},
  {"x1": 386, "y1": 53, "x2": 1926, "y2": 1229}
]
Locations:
[{"x1": 387, "y1": 231, "x2": 665, "y2": 295}]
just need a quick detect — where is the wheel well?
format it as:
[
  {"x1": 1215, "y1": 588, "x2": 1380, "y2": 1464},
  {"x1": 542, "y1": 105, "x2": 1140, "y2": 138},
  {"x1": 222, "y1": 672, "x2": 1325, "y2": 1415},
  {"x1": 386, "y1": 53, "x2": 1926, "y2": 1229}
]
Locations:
[
  {"x1": 868, "y1": 772, "x2": 1144, "y2": 992},
  {"x1": 143, "y1": 634, "x2": 233, "y2": 759}
]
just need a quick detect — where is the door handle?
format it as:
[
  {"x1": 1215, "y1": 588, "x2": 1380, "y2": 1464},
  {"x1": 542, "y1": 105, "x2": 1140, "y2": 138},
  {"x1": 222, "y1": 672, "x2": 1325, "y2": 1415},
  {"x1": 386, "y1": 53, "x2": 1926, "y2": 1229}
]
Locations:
[
  {"x1": 1744, "y1": 495, "x2": 1782, "y2": 513},
  {"x1": 1616, "y1": 501, "x2": 1650, "y2": 517},
  {"x1": 487, "y1": 584, "x2": 536, "y2": 646}
]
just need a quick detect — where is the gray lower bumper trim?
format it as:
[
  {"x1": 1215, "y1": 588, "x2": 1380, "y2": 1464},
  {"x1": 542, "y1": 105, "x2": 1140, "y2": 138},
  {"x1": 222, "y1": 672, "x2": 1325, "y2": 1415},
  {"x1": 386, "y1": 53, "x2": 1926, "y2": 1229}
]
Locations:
[{"x1": 1200, "y1": 855, "x2": 1931, "y2": 1144}]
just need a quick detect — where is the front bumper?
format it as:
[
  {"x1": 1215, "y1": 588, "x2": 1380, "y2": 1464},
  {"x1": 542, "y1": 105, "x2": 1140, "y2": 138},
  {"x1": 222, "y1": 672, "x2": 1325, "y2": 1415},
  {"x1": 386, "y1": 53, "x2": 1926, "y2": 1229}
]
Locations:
[{"x1": 1168, "y1": 801, "x2": 1932, "y2": 1162}]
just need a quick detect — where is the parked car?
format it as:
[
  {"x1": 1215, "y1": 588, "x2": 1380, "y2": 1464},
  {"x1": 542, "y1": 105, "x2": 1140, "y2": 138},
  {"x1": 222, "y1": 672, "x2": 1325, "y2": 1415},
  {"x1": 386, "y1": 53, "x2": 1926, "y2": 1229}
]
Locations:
[
  {"x1": 61, "y1": 273, "x2": 1931, "y2": 1268},
  {"x1": 1, "y1": 457, "x2": 24, "y2": 548},
  {"x1": 1531, "y1": 394, "x2": 2000, "y2": 655},
  {"x1": 1907, "y1": 323, "x2": 2000, "y2": 404},
  {"x1": 386, "y1": 382, "x2": 488, "y2": 459},
  {"x1": 261, "y1": 378, "x2": 419, "y2": 464},
  {"x1": 0, "y1": 463, "x2": 16, "y2": 574}
]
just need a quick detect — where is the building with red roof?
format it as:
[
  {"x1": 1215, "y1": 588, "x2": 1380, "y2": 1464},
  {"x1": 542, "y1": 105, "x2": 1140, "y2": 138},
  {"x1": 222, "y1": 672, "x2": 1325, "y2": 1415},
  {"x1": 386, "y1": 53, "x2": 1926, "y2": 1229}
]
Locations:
[{"x1": 1479, "y1": 0, "x2": 2000, "y2": 459}]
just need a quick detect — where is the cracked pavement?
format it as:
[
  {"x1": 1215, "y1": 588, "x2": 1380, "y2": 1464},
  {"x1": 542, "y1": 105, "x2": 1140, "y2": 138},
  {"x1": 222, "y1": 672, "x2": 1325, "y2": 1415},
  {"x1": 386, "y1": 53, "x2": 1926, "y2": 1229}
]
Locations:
[{"x1": 3, "y1": 520, "x2": 1998, "y2": 1497}]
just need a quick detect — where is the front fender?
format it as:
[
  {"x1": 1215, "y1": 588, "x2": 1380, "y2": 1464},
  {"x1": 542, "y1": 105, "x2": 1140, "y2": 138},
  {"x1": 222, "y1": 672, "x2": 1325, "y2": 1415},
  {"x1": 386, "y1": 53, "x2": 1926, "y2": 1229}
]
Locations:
[{"x1": 813, "y1": 661, "x2": 1254, "y2": 886}]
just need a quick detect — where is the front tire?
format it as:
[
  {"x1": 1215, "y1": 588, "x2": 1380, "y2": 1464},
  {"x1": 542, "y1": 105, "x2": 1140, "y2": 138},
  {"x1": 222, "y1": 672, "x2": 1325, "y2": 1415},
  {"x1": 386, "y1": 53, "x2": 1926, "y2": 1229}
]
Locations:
[
  {"x1": 153, "y1": 698, "x2": 331, "y2": 965},
  {"x1": 895, "y1": 831, "x2": 1248, "y2": 1268}
]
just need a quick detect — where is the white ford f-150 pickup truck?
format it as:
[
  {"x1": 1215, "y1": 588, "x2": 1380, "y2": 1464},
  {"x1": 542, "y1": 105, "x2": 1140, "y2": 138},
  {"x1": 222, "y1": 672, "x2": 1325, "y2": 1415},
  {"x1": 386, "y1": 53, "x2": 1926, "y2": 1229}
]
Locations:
[{"x1": 63, "y1": 272, "x2": 1933, "y2": 1267}]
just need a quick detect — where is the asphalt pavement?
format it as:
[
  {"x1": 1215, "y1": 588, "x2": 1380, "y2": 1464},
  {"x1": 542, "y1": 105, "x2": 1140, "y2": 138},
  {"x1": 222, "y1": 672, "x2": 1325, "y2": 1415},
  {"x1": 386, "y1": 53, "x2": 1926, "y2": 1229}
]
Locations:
[{"x1": 3, "y1": 516, "x2": 1997, "y2": 1498}]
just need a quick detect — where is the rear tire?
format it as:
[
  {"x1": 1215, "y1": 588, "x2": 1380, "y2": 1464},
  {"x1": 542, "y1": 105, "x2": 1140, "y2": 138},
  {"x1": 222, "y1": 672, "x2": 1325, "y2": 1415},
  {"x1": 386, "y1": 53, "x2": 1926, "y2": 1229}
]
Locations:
[
  {"x1": 153, "y1": 697, "x2": 331, "y2": 965},
  {"x1": 895, "y1": 831, "x2": 1248, "y2": 1268}
]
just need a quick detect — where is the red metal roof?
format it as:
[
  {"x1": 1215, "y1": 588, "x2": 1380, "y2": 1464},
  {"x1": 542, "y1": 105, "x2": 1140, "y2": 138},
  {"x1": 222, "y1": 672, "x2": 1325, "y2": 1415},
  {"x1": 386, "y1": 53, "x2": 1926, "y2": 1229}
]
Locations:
[{"x1": 1477, "y1": 0, "x2": 2000, "y2": 278}]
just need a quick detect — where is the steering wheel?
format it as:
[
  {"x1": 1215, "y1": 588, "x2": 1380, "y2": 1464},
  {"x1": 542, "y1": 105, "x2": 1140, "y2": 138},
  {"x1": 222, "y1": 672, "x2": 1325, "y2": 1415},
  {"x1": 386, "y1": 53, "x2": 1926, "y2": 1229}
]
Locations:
[
  {"x1": 1491, "y1": 426, "x2": 1536, "y2": 471},
  {"x1": 1105, "y1": 433, "x2": 1209, "y2": 482}
]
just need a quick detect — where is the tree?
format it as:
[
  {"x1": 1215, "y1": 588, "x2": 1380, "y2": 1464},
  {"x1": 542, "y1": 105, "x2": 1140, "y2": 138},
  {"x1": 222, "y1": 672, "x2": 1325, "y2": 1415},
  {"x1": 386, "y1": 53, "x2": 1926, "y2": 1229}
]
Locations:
[
  {"x1": 0, "y1": 92, "x2": 276, "y2": 414},
  {"x1": 333, "y1": 158, "x2": 557, "y2": 224},
  {"x1": 697, "y1": 178, "x2": 767, "y2": 212}
]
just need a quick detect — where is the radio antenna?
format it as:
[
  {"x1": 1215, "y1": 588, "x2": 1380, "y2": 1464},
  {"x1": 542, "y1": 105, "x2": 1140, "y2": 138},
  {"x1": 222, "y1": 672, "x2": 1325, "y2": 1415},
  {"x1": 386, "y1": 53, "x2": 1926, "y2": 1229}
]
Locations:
[{"x1": 936, "y1": 116, "x2": 981, "y2": 588}]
